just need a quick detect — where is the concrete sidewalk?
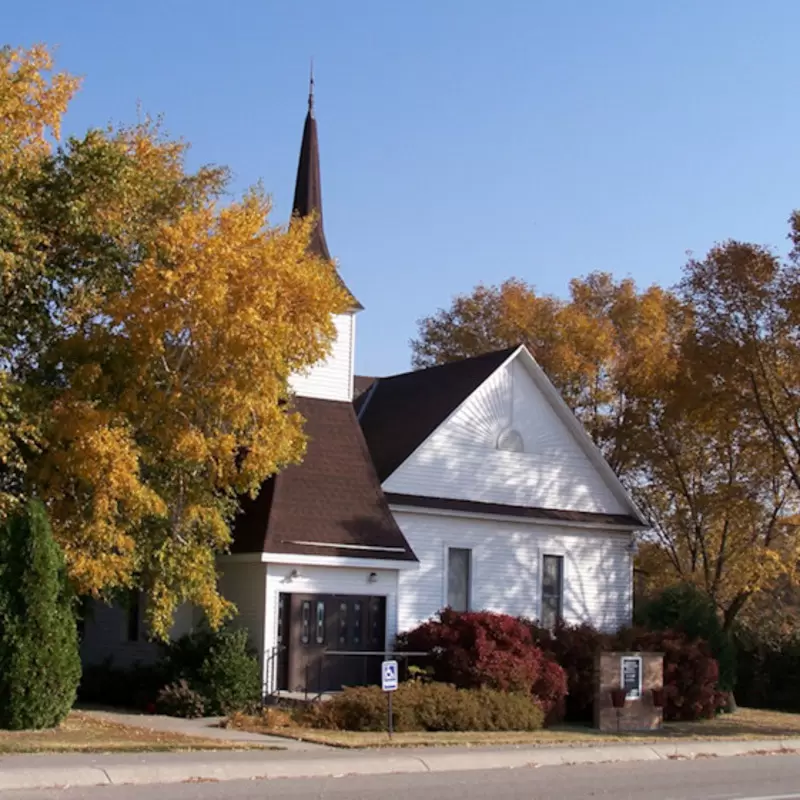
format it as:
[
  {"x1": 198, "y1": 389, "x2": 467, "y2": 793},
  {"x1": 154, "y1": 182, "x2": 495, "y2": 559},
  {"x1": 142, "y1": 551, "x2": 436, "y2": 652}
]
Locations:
[
  {"x1": 80, "y1": 709, "x2": 324, "y2": 751},
  {"x1": 2, "y1": 737, "x2": 800, "y2": 791}
]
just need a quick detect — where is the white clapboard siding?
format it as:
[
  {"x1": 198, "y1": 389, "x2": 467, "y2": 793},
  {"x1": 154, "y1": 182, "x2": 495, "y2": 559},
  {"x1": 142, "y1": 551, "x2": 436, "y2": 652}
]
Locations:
[
  {"x1": 263, "y1": 562, "x2": 399, "y2": 693},
  {"x1": 384, "y1": 356, "x2": 628, "y2": 515},
  {"x1": 394, "y1": 510, "x2": 632, "y2": 634},
  {"x1": 288, "y1": 313, "x2": 355, "y2": 401},
  {"x1": 218, "y1": 560, "x2": 268, "y2": 672}
]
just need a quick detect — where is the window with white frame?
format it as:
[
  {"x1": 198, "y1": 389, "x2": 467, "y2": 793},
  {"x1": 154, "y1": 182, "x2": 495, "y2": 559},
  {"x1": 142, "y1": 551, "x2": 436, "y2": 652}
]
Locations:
[
  {"x1": 541, "y1": 554, "x2": 564, "y2": 629},
  {"x1": 447, "y1": 547, "x2": 472, "y2": 612}
]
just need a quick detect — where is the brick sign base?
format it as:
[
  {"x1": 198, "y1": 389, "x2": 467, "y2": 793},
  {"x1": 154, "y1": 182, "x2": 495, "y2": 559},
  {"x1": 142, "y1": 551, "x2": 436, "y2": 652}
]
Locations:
[{"x1": 594, "y1": 651, "x2": 664, "y2": 732}]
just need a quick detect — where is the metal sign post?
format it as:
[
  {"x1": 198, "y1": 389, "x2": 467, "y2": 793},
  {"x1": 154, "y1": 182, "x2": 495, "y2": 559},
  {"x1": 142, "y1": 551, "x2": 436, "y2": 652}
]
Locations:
[{"x1": 381, "y1": 659, "x2": 398, "y2": 738}]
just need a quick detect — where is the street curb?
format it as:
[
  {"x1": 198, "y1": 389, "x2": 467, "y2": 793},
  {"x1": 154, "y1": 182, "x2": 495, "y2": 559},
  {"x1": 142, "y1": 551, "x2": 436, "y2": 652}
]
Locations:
[{"x1": 1, "y1": 739, "x2": 799, "y2": 791}]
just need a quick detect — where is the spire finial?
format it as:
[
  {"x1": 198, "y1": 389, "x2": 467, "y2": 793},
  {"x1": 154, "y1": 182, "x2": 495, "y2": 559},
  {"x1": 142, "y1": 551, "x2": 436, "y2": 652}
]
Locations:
[{"x1": 308, "y1": 59, "x2": 315, "y2": 115}]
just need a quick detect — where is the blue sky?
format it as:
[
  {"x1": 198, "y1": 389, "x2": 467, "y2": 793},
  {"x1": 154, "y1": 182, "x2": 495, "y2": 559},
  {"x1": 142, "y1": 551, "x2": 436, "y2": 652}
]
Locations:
[{"x1": 7, "y1": 1, "x2": 800, "y2": 375}]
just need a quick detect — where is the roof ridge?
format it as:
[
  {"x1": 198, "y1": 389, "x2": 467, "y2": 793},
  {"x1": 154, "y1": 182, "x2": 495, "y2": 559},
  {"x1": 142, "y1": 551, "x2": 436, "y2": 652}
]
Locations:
[{"x1": 379, "y1": 345, "x2": 520, "y2": 383}]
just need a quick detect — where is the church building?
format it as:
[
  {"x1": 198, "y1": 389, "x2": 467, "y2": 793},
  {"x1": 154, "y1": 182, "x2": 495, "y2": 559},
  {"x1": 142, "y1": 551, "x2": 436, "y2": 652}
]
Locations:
[{"x1": 81, "y1": 82, "x2": 647, "y2": 696}]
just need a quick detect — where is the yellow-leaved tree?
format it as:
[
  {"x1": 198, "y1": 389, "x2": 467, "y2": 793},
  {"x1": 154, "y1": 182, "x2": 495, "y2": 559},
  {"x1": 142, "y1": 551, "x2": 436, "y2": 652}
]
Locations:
[{"x1": 0, "y1": 45, "x2": 348, "y2": 636}]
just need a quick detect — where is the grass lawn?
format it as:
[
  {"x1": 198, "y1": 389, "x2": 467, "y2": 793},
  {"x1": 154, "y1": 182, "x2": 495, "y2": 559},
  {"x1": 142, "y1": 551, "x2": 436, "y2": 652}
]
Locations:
[
  {"x1": 0, "y1": 711, "x2": 263, "y2": 755},
  {"x1": 226, "y1": 708, "x2": 800, "y2": 749}
]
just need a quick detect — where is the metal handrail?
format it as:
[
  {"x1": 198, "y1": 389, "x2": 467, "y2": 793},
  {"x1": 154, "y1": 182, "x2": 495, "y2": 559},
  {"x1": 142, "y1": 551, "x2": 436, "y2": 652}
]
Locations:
[
  {"x1": 322, "y1": 650, "x2": 428, "y2": 657},
  {"x1": 266, "y1": 647, "x2": 431, "y2": 702}
]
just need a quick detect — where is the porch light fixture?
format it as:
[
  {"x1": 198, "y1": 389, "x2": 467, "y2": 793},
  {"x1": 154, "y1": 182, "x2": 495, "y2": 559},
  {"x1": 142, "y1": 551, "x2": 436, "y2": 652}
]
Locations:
[
  {"x1": 288, "y1": 568, "x2": 299, "y2": 580},
  {"x1": 368, "y1": 572, "x2": 378, "y2": 584}
]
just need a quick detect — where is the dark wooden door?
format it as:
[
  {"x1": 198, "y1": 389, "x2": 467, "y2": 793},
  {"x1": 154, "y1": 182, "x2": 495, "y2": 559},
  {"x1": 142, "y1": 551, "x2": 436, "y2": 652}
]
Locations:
[{"x1": 284, "y1": 594, "x2": 386, "y2": 693}]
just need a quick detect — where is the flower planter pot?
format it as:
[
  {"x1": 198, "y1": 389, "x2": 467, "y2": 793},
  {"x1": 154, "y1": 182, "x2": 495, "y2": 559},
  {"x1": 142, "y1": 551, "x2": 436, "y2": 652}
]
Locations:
[
  {"x1": 651, "y1": 687, "x2": 665, "y2": 708},
  {"x1": 610, "y1": 688, "x2": 627, "y2": 709}
]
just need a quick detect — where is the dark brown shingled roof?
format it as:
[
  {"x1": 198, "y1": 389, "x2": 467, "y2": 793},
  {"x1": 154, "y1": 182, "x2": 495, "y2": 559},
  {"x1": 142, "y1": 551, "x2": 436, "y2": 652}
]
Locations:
[
  {"x1": 353, "y1": 375, "x2": 376, "y2": 399},
  {"x1": 385, "y1": 493, "x2": 646, "y2": 528},
  {"x1": 292, "y1": 78, "x2": 362, "y2": 310},
  {"x1": 231, "y1": 397, "x2": 416, "y2": 561},
  {"x1": 355, "y1": 347, "x2": 519, "y2": 482}
]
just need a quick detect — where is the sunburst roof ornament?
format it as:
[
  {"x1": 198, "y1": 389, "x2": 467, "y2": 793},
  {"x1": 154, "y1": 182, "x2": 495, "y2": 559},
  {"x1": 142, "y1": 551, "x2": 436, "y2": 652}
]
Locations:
[{"x1": 497, "y1": 428, "x2": 524, "y2": 453}]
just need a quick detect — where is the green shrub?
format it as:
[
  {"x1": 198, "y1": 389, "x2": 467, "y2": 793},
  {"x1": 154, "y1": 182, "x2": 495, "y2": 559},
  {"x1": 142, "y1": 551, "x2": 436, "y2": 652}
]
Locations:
[
  {"x1": 0, "y1": 500, "x2": 81, "y2": 730},
  {"x1": 638, "y1": 584, "x2": 736, "y2": 691},
  {"x1": 199, "y1": 628, "x2": 261, "y2": 715},
  {"x1": 309, "y1": 682, "x2": 544, "y2": 732},
  {"x1": 156, "y1": 680, "x2": 206, "y2": 718},
  {"x1": 158, "y1": 627, "x2": 261, "y2": 716},
  {"x1": 734, "y1": 631, "x2": 800, "y2": 712},
  {"x1": 158, "y1": 629, "x2": 214, "y2": 683},
  {"x1": 308, "y1": 685, "x2": 408, "y2": 731}
]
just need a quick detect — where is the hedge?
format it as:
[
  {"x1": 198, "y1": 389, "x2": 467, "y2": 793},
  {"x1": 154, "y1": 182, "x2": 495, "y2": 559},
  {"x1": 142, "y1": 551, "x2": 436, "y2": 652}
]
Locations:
[{"x1": 306, "y1": 682, "x2": 544, "y2": 732}]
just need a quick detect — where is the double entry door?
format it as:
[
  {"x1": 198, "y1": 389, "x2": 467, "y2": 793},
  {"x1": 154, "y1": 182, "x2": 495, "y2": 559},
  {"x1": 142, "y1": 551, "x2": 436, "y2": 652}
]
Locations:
[{"x1": 277, "y1": 593, "x2": 387, "y2": 693}]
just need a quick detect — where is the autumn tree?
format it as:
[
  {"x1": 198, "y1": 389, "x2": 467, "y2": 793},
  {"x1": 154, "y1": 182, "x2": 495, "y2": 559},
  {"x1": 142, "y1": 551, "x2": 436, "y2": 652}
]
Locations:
[
  {"x1": 413, "y1": 273, "x2": 682, "y2": 471},
  {"x1": 683, "y1": 232, "x2": 800, "y2": 496},
  {"x1": 413, "y1": 271, "x2": 800, "y2": 627},
  {"x1": 0, "y1": 45, "x2": 348, "y2": 636},
  {"x1": 627, "y1": 341, "x2": 798, "y2": 629}
]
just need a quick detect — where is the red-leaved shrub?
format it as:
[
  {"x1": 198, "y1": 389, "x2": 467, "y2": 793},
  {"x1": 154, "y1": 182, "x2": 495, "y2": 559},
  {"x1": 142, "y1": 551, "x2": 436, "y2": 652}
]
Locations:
[
  {"x1": 615, "y1": 628, "x2": 721, "y2": 721},
  {"x1": 396, "y1": 609, "x2": 566, "y2": 717},
  {"x1": 530, "y1": 621, "x2": 612, "y2": 723}
]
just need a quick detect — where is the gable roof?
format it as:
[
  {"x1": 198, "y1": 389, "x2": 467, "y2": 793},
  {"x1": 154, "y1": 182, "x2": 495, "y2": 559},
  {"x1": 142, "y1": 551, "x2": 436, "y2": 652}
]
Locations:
[
  {"x1": 355, "y1": 347, "x2": 518, "y2": 483},
  {"x1": 231, "y1": 396, "x2": 417, "y2": 561},
  {"x1": 356, "y1": 345, "x2": 648, "y2": 527}
]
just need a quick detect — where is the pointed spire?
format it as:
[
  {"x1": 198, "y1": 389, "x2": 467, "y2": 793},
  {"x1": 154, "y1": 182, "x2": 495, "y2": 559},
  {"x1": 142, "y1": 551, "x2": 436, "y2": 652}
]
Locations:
[
  {"x1": 308, "y1": 59, "x2": 315, "y2": 116},
  {"x1": 292, "y1": 63, "x2": 330, "y2": 261},
  {"x1": 291, "y1": 71, "x2": 362, "y2": 309}
]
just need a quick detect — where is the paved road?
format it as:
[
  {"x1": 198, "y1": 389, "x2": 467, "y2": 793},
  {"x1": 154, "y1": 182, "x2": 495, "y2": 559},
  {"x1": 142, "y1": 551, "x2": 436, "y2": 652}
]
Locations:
[{"x1": 5, "y1": 753, "x2": 800, "y2": 800}]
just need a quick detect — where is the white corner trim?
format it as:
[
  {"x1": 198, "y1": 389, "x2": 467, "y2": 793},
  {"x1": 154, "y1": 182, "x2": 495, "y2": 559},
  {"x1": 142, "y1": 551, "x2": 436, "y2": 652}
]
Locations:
[
  {"x1": 347, "y1": 311, "x2": 356, "y2": 402},
  {"x1": 388, "y1": 503, "x2": 640, "y2": 533},
  {"x1": 220, "y1": 552, "x2": 419, "y2": 571}
]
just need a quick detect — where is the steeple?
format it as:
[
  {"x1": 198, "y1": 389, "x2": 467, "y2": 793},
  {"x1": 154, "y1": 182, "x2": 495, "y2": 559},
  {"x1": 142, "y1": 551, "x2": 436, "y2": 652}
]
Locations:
[
  {"x1": 292, "y1": 63, "x2": 331, "y2": 261},
  {"x1": 291, "y1": 68, "x2": 362, "y2": 309}
]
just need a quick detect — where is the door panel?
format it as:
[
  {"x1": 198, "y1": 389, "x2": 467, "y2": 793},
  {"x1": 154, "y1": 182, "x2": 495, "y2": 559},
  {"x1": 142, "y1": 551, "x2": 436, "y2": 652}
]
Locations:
[{"x1": 285, "y1": 593, "x2": 387, "y2": 693}]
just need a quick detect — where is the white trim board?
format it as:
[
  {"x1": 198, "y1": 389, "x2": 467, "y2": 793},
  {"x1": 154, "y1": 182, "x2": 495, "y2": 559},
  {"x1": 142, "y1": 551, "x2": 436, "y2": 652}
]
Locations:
[
  {"x1": 220, "y1": 552, "x2": 420, "y2": 571},
  {"x1": 388, "y1": 503, "x2": 640, "y2": 533}
]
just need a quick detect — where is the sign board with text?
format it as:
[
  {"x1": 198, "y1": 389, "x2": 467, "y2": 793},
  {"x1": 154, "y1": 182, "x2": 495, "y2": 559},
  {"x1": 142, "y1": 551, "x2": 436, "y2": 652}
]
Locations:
[{"x1": 621, "y1": 655, "x2": 642, "y2": 700}]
